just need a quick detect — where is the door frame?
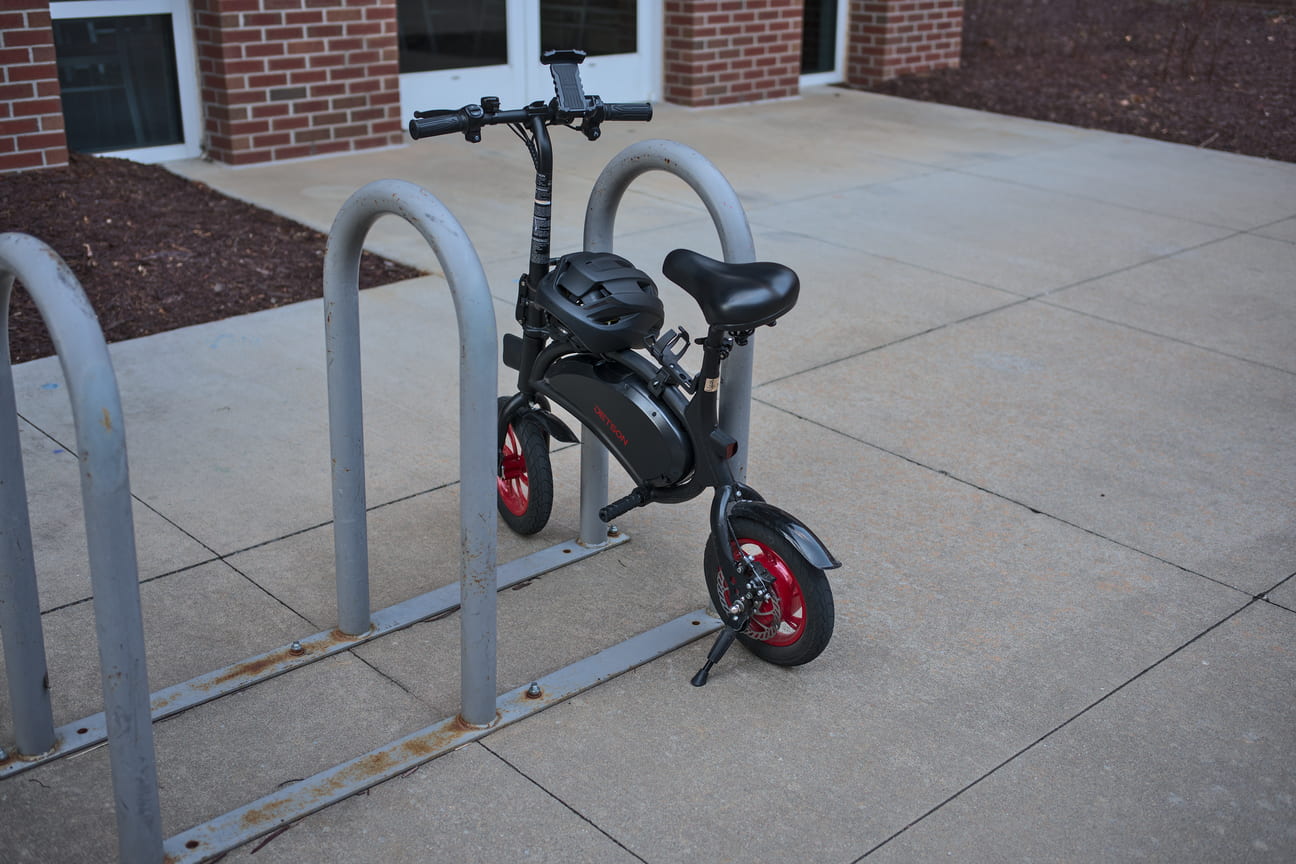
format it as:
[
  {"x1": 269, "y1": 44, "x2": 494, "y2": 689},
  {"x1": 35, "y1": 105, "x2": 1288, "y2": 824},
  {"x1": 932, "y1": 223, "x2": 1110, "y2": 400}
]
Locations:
[
  {"x1": 799, "y1": 0, "x2": 849, "y2": 87},
  {"x1": 50, "y1": 0, "x2": 203, "y2": 163}
]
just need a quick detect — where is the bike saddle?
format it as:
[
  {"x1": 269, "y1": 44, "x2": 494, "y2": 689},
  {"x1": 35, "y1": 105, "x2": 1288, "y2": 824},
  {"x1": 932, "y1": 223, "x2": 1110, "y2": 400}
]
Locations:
[{"x1": 662, "y1": 249, "x2": 799, "y2": 329}]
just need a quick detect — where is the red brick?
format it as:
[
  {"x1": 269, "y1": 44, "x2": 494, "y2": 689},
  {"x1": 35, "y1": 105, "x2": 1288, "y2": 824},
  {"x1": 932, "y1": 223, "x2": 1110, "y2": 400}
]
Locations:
[
  {"x1": 289, "y1": 69, "x2": 328, "y2": 85},
  {"x1": 2, "y1": 29, "x2": 49, "y2": 49},
  {"x1": 0, "y1": 116, "x2": 39, "y2": 136},
  {"x1": 248, "y1": 72, "x2": 289, "y2": 88},
  {"x1": 265, "y1": 26, "x2": 308, "y2": 41},
  {"x1": 4, "y1": 63, "x2": 53, "y2": 87},
  {"x1": 295, "y1": 127, "x2": 331, "y2": 143},
  {"x1": 0, "y1": 151, "x2": 44, "y2": 171},
  {"x1": 13, "y1": 97, "x2": 61, "y2": 117},
  {"x1": 17, "y1": 131, "x2": 67, "y2": 151},
  {"x1": 252, "y1": 131, "x2": 292, "y2": 147},
  {"x1": 286, "y1": 10, "x2": 327, "y2": 25},
  {"x1": 0, "y1": 47, "x2": 33, "y2": 66},
  {"x1": 272, "y1": 114, "x2": 310, "y2": 131},
  {"x1": 268, "y1": 56, "x2": 307, "y2": 71},
  {"x1": 0, "y1": 82, "x2": 35, "y2": 102},
  {"x1": 271, "y1": 144, "x2": 314, "y2": 160}
]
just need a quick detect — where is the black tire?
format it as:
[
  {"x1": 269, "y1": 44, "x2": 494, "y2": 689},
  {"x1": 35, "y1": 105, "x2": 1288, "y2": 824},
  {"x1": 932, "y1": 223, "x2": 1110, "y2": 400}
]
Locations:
[
  {"x1": 496, "y1": 397, "x2": 553, "y2": 535},
  {"x1": 704, "y1": 516, "x2": 834, "y2": 666}
]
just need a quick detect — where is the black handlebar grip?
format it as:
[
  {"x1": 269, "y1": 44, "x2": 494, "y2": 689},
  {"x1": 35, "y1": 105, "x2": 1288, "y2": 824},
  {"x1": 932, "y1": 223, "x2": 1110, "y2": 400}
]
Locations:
[
  {"x1": 408, "y1": 113, "x2": 467, "y2": 140},
  {"x1": 603, "y1": 102, "x2": 653, "y2": 122}
]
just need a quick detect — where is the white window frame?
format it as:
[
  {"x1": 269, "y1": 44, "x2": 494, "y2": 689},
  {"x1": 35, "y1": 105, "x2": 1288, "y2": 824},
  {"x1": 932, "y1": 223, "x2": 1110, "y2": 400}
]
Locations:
[
  {"x1": 50, "y1": 0, "x2": 202, "y2": 163},
  {"x1": 800, "y1": 0, "x2": 849, "y2": 88}
]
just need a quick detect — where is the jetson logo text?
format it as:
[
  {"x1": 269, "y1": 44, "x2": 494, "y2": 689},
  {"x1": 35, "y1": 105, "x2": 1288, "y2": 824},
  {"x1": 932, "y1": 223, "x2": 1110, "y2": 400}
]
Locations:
[{"x1": 593, "y1": 404, "x2": 629, "y2": 447}]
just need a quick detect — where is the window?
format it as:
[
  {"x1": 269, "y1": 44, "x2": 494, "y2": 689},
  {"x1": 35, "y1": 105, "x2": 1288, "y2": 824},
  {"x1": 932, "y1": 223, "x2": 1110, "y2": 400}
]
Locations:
[{"x1": 54, "y1": 14, "x2": 183, "y2": 153}]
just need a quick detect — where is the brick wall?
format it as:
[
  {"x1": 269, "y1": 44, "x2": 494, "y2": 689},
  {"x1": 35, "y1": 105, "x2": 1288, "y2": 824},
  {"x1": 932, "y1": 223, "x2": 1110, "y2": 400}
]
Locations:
[
  {"x1": 664, "y1": 0, "x2": 803, "y2": 108},
  {"x1": 192, "y1": 0, "x2": 403, "y2": 166},
  {"x1": 0, "y1": 4, "x2": 67, "y2": 173},
  {"x1": 846, "y1": 0, "x2": 963, "y2": 87}
]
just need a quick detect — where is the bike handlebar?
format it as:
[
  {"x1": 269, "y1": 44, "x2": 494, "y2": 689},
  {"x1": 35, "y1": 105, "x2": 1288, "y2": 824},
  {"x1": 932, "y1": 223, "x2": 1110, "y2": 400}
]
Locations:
[
  {"x1": 408, "y1": 99, "x2": 651, "y2": 141},
  {"x1": 408, "y1": 112, "x2": 470, "y2": 140}
]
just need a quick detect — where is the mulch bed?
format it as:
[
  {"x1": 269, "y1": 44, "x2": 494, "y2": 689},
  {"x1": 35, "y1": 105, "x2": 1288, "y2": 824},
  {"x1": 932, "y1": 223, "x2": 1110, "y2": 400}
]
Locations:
[
  {"x1": 2, "y1": 153, "x2": 423, "y2": 364},
  {"x1": 867, "y1": 0, "x2": 1295, "y2": 163}
]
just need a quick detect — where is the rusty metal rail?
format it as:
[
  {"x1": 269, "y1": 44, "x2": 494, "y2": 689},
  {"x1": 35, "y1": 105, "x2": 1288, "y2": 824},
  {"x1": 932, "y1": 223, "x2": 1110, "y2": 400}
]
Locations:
[
  {"x1": 0, "y1": 534, "x2": 627, "y2": 780},
  {"x1": 162, "y1": 610, "x2": 721, "y2": 863}
]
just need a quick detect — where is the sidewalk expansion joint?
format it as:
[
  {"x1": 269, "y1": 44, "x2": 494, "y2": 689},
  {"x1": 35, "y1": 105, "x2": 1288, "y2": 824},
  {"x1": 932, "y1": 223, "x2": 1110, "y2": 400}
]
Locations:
[
  {"x1": 480, "y1": 741, "x2": 651, "y2": 864},
  {"x1": 754, "y1": 296, "x2": 1033, "y2": 390},
  {"x1": 851, "y1": 598, "x2": 1258, "y2": 861}
]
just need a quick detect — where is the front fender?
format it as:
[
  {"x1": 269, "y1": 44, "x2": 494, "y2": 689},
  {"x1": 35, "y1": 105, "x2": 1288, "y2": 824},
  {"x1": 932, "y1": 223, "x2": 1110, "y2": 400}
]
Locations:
[
  {"x1": 729, "y1": 500, "x2": 841, "y2": 571},
  {"x1": 499, "y1": 393, "x2": 578, "y2": 451}
]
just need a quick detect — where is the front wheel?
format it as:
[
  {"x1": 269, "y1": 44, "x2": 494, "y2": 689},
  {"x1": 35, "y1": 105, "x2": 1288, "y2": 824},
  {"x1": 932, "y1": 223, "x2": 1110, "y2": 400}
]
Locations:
[
  {"x1": 704, "y1": 516, "x2": 834, "y2": 666},
  {"x1": 497, "y1": 397, "x2": 553, "y2": 535}
]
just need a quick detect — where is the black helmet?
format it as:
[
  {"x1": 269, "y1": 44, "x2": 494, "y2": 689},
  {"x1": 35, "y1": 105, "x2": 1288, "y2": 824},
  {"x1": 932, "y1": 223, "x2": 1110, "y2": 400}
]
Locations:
[{"x1": 537, "y1": 252, "x2": 664, "y2": 353}]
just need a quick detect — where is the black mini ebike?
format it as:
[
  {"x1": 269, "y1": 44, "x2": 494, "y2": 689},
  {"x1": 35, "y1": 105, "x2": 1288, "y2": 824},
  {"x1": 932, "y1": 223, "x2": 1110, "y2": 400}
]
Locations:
[{"x1": 409, "y1": 50, "x2": 839, "y2": 686}]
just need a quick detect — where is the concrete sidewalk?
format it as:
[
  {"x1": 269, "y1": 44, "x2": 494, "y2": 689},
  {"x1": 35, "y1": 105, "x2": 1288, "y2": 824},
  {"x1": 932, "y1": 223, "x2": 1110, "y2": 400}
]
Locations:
[{"x1": 2, "y1": 87, "x2": 1294, "y2": 862}]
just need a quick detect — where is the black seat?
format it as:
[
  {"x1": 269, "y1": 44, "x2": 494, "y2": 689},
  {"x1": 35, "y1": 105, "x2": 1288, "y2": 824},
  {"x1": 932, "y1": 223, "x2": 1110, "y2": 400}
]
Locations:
[{"x1": 662, "y1": 249, "x2": 799, "y2": 329}]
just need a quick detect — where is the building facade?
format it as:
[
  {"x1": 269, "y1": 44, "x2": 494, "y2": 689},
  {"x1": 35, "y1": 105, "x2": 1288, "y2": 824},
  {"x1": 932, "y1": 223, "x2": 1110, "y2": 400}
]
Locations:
[{"x1": 1, "y1": 0, "x2": 962, "y2": 173}]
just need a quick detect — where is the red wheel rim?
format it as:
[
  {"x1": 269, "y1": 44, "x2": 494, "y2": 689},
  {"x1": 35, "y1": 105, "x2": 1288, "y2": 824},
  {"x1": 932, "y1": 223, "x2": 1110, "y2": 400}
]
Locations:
[
  {"x1": 719, "y1": 537, "x2": 807, "y2": 647},
  {"x1": 497, "y1": 424, "x2": 529, "y2": 516}
]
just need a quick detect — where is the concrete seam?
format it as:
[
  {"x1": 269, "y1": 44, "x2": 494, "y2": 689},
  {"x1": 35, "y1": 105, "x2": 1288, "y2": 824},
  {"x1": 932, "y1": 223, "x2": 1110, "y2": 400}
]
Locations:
[
  {"x1": 851, "y1": 599, "x2": 1258, "y2": 860},
  {"x1": 1035, "y1": 298, "x2": 1296, "y2": 377},
  {"x1": 1035, "y1": 229, "x2": 1247, "y2": 300},
  {"x1": 1243, "y1": 216, "x2": 1296, "y2": 247},
  {"x1": 478, "y1": 741, "x2": 651, "y2": 863},
  {"x1": 948, "y1": 166, "x2": 1263, "y2": 233},
  {"x1": 1255, "y1": 571, "x2": 1296, "y2": 615},
  {"x1": 755, "y1": 295, "x2": 1034, "y2": 388}
]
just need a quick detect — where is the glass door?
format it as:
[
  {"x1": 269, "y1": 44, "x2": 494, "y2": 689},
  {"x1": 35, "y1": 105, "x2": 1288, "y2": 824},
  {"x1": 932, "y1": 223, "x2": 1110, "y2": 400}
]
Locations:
[
  {"x1": 399, "y1": 0, "x2": 656, "y2": 120},
  {"x1": 527, "y1": 0, "x2": 652, "y2": 103},
  {"x1": 800, "y1": 0, "x2": 847, "y2": 86},
  {"x1": 50, "y1": 0, "x2": 202, "y2": 162},
  {"x1": 398, "y1": 0, "x2": 522, "y2": 112}
]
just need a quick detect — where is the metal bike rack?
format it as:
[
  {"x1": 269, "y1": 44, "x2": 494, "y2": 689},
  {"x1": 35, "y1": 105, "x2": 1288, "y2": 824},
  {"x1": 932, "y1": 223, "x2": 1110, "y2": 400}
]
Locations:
[
  {"x1": 323, "y1": 179, "x2": 501, "y2": 724},
  {"x1": 3, "y1": 149, "x2": 759, "y2": 860},
  {"x1": 578, "y1": 139, "x2": 759, "y2": 545},
  {"x1": 0, "y1": 233, "x2": 164, "y2": 863}
]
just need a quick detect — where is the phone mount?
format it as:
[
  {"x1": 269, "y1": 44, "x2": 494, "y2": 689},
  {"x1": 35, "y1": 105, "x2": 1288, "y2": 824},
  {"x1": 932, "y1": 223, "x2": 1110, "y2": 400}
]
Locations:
[{"x1": 542, "y1": 48, "x2": 590, "y2": 119}]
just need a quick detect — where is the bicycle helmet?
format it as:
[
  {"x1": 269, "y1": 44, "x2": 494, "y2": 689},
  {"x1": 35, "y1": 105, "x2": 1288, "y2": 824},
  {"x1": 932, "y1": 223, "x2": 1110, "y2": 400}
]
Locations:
[{"x1": 537, "y1": 251, "x2": 664, "y2": 353}]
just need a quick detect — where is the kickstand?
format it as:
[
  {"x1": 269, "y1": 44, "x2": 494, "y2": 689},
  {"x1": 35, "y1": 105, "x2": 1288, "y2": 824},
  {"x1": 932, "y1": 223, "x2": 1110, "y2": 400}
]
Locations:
[{"x1": 691, "y1": 627, "x2": 738, "y2": 687}]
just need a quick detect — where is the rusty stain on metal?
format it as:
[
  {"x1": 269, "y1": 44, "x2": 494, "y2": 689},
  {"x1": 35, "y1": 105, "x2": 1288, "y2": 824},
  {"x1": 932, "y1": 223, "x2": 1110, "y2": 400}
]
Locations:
[
  {"x1": 235, "y1": 715, "x2": 496, "y2": 831},
  {"x1": 100, "y1": 407, "x2": 112, "y2": 431},
  {"x1": 203, "y1": 647, "x2": 298, "y2": 690},
  {"x1": 151, "y1": 691, "x2": 181, "y2": 710},
  {"x1": 199, "y1": 628, "x2": 370, "y2": 691}
]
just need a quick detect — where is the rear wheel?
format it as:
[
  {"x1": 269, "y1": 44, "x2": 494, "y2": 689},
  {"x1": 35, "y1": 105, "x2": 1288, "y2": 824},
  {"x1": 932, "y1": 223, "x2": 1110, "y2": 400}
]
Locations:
[
  {"x1": 704, "y1": 516, "x2": 834, "y2": 666},
  {"x1": 497, "y1": 397, "x2": 553, "y2": 535}
]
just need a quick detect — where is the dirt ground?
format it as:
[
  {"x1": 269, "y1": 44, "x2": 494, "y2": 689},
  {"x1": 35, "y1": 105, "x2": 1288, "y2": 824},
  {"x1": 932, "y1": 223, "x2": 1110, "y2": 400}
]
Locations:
[
  {"x1": 869, "y1": 0, "x2": 1294, "y2": 162},
  {"x1": 3, "y1": 0, "x2": 1292, "y2": 364},
  {"x1": 1, "y1": 154, "x2": 422, "y2": 363}
]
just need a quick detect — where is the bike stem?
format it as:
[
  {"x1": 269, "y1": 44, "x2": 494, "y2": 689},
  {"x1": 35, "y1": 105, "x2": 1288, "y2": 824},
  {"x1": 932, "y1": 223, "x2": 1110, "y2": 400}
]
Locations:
[
  {"x1": 526, "y1": 112, "x2": 555, "y2": 285},
  {"x1": 517, "y1": 112, "x2": 556, "y2": 396}
]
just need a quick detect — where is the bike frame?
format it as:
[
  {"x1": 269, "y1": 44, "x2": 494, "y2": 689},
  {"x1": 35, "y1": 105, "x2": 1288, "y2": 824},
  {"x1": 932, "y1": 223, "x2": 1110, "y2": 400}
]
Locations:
[{"x1": 500, "y1": 113, "x2": 837, "y2": 638}]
